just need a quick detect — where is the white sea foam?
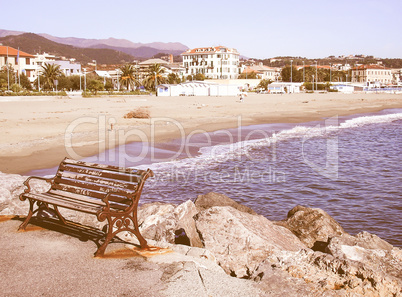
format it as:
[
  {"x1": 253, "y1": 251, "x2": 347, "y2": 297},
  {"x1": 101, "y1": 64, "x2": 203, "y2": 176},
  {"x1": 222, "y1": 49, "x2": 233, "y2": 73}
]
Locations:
[{"x1": 137, "y1": 112, "x2": 402, "y2": 173}]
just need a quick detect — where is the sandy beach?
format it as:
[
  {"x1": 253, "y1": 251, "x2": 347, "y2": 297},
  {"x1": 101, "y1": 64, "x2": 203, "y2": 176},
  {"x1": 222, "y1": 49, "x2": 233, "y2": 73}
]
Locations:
[{"x1": 0, "y1": 92, "x2": 401, "y2": 174}]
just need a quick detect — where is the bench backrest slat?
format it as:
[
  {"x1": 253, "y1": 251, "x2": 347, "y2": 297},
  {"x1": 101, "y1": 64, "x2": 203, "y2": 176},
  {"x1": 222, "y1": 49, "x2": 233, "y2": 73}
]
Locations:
[
  {"x1": 53, "y1": 176, "x2": 135, "y2": 197},
  {"x1": 59, "y1": 164, "x2": 141, "y2": 184},
  {"x1": 58, "y1": 171, "x2": 135, "y2": 190},
  {"x1": 63, "y1": 158, "x2": 148, "y2": 177},
  {"x1": 47, "y1": 158, "x2": 153, "y2": 212}
]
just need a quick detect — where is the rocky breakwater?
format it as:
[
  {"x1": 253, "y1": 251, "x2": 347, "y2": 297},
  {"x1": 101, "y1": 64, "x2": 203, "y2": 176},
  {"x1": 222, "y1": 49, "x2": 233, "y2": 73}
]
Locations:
[{"x1": 1, "y1": 172, "x2": 401, "y2": 296}]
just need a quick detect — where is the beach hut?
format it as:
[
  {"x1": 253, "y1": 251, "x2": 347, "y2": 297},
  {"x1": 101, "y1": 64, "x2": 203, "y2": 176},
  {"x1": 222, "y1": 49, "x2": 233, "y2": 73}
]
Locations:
[
  {"x1": 330, "y1": 84, "x2": 354, "y2": 93},
  {"x1": 156, "y1": 81, "x2": 241, "y2": 97}
]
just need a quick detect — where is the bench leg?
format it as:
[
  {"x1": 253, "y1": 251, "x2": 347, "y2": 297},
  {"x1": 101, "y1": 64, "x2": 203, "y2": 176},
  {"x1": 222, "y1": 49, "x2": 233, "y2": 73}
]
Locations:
[
  {"x1": 54, "y1": 205, "x2": 67, "y2": 225},
  {"x1": 18, "y1": 199, "x2": 35, "y2": 231},
  {"x1": 94, "y1": 216, "x2": 115, "y2": 257},
  {"x1": 94, "y1": 216, "x2": 149, "y2": 257}
]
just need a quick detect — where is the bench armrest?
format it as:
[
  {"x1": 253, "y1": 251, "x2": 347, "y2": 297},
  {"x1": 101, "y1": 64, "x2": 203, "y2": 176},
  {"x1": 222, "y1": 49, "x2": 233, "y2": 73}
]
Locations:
[{"x1": 19, "y1": 176, "x2": 54, "y2": 201}]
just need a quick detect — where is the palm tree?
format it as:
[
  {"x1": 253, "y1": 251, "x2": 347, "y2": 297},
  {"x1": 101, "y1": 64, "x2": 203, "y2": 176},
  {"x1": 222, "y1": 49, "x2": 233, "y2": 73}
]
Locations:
[
  {"x1": 143, "y1": 64, "x2": 166, "y2": 91},
  {"x1": 40, "y1": 63, "x2": 62, "y2": 90},
  {"x1": 118, "y1": 64, "x2": 137, "y2": 91}
]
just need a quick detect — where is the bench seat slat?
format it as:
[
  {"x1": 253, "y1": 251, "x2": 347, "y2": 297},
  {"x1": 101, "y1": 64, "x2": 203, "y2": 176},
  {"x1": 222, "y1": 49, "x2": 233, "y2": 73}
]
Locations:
[
  {"x1": 23, "y1": 193, "x2": 102, "y2": 214},
  {"x1": 47, "y1": 189, "x2": 129, "y2": 211},
  {"x1": 49, "y1": 184, "x2": 131, "y2": 208}
]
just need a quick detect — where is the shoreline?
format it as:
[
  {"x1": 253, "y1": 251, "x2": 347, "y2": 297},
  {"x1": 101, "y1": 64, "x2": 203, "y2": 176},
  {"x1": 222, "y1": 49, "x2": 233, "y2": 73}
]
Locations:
[{"x1": 1, "y1": 93, "x2": 401, "y2": 174}]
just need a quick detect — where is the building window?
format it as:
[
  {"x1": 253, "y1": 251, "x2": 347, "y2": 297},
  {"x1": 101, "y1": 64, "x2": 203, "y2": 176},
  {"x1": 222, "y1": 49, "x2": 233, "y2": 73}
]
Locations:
[{"x1": 26, "y1": 58, "x2": 30, "y2": 65}]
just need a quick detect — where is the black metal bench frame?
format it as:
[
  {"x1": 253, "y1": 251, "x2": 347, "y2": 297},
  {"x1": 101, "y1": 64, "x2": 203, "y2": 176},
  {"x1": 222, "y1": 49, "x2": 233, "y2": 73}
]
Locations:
[{"x1": 18, "y1": 157, "x2": 153, "y2": 256}]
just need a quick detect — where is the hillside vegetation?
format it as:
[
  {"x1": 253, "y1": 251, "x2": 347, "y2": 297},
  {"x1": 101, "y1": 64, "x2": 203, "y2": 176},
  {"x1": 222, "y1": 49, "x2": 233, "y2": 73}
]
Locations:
[{"x1": 0, "y1": 33, "x2": 135, "y2": 64}]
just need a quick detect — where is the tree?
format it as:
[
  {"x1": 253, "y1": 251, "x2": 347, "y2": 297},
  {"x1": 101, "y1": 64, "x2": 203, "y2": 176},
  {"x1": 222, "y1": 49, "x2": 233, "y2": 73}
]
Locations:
[
  {"x1": 281, "y1": 65, "x2": 300, "y2": 82},
  {"x1": 0, "y1": 65, "x2": 15, "y2": 91},
  {"x1": 194, "y1": 73, "x2": 205, "y2": 81},
  {"x1": 19, "y1": 73, "x2": 32, "y2": 90},
  {"x1": 68, "y1": 75, "x2": 82, "y2": 91},
  {"x1": 87, "y1": 79, "x2": 104, "y2": 95},
  {"x1": 57, "y1": 75, "x2": 72, "y2": 91},
  {"x1": 167, "y1": 73, "x2": 182, "y2": 84},
  {"x1": 40, "y1": 63, "x2": 62, "y2": 90},
  {"x1": 104, "y1": 80, "x2": 114, "y2": 93},
  {"x1": 143, "y1": 63, "x2": 166, "y2": 91},
  {"x1": 238, "y1": 71, "x2": 259, "y2": 79},
  {"x1": 257, "y1": 79, "x2": 273, "y2": 91},
  {"x1": 119, "y1": 64, "x2": 137, "y2": 91}
]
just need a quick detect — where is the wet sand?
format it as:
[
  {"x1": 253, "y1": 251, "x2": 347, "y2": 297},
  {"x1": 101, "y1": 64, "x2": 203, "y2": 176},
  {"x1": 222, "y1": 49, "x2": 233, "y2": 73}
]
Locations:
[{"x1": 0, "y1": 92, "x2": 401, "y2": 174}]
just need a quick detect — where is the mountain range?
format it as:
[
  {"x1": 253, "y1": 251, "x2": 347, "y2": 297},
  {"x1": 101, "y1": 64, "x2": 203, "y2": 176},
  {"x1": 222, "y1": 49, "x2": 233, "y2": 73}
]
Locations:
[{"x1": 0, "y1": 29, "x2": 188, "y2": 63}]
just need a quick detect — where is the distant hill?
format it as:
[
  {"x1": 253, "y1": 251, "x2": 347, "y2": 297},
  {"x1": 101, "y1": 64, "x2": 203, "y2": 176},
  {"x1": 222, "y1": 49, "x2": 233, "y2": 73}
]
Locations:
[
  {"x1": 0, "y1": 33, "x2": 136, "y2": 64},
  {"x1": 88, "y1": 43, "x2": 185, "y2": 58},
  {"x1": 39, "y1": 33, "x2": 188, "y2": 52},
  {"x1": 0, "y1": 29, "x2": 188, "y2": 58}
]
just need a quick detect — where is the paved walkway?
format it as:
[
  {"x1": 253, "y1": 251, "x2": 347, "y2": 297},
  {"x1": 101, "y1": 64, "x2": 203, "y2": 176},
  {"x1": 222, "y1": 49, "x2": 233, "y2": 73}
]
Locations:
[{"x1": 0, "y1": 217, "x2": 261, "y2": 297}]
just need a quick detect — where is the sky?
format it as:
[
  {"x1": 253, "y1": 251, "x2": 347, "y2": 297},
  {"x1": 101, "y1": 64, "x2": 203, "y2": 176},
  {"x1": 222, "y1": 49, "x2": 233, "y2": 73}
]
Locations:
[{"x1": 1, "y1": 0, "x2": 401, "y2": 59}]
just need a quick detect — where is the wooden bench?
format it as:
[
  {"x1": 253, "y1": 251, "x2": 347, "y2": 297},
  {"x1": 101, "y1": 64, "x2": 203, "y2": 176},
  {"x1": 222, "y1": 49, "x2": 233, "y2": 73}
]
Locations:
[{"x1": 18, "y1": 157, "x2": 154, "y2": 256}]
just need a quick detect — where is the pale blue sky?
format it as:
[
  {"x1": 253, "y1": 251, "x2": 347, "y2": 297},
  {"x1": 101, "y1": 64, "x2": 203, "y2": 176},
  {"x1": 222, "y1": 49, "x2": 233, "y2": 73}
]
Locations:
[{"x1": 2, "y1": 0, "x2": 401, "y2": 59}]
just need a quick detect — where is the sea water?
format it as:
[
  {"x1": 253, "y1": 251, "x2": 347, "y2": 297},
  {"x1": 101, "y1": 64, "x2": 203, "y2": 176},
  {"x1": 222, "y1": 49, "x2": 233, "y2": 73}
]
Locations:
[{"x1": 29, "y1": 109, "x2": 402, "y2": 247}]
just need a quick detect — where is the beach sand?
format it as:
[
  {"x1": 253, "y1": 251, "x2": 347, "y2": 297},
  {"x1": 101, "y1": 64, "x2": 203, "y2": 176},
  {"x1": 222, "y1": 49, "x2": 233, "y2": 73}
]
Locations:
[{"x1": 0, "y1": 92, "x2": 401, "y2": 174}]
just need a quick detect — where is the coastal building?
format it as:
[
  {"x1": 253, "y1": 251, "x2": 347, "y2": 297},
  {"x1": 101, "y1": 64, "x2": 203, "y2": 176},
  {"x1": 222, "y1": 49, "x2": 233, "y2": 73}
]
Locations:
[
  {"x1": 138, "y1": 58, "x2": 184, "y2": 80},
  {"x1": 351, "y1": 64, "x2": 392, "y2": 85},
  {"x1": 242, "y1": 63, "x2": 280, "y2": 81},
  {"x1": 34, "y1": 52, "x2": 81, "y2": 80},
  {"x1": 181, "y1": 46, "x2": 240, "y2": 79},
  {"x1": 391, "y1": 68, "x2": 402, "y2": 85},
  {"x1": 0, "y1": 45, "x2": 36, "y2": 82},
  {"x1": 267, "y1": 82, "x2": 302, "y2": 94}
]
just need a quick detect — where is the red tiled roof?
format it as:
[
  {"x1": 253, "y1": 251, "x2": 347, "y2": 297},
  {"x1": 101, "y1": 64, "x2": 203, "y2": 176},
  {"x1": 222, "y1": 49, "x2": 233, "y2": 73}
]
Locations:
[
  {"x1": 181, "y1": 46, "x2": 238, "y2": 55},
  {"x1": 353, "y1": 64, "x2": 390, "y2": 70},
  {"x1": 0, "y1": 46, "x2": 34, "y2": 58}
]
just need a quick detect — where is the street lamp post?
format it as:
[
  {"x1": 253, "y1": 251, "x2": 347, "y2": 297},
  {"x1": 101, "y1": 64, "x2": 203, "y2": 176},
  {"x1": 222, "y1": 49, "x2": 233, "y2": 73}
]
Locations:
[
  {"x1": 83, "y1": 68, "x2": 87, "y2": 94},
  {"x1": 290, "y1": 60, "x2": 293, "y2": 83},
  {"x1": 302, "y1": 61, "x2": 305, "y2": 83},
  {"x1": 155, "y1": 72, "x2": 157, "y2": 95},
  {"x1": 117, "y1": 69, "x2": 120, "y2": 92},
  {"x1": 37, "y1": 64, "x2": 41, "y2": 92},
  {"x1": 315, "y1": 61, "x2": 318, "y2": 91},
  {"x1": 312, "y1": 75, "x2": 315, "y2": 91}
]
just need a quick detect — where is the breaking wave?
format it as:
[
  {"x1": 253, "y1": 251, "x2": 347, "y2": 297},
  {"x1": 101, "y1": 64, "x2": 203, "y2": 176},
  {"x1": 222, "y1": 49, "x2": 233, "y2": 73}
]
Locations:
[{"x1": 137, "y1": 112, "x2": 402, "y2": 173}]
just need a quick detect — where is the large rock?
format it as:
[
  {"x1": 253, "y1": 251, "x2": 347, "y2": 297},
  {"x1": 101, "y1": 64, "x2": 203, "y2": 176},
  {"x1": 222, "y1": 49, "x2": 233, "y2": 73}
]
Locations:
[
  {"x1": 0, "y1": 172, "x2": 51, "y2": 216},
  {"x1": 194, "y1": 206, "x2": 306, "y2": 278},
  {"x1": 194, "y1": 192, "x2": 257, "y2": 215},
  {"x1": 252, "y1": 248, "x2": 402, "y2": 296},
  {"x1": 174, "y1": 200, "x2": 203, "y2": 247},
  {"x1": 138, "y1": 201, "x2": 202, "y2": 247},
  {"x1": 277, "y1": 205, "x2": 346, "y2": 249},
  {"x1": 326, "y1": 232, "x2": 402, "y2": 281}
]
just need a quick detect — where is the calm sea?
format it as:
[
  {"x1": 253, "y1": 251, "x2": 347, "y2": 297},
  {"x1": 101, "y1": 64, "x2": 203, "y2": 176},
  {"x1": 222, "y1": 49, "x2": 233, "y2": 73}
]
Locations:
[{"x1": 29, "y1": 109, "x2": 402, "y2": 247}]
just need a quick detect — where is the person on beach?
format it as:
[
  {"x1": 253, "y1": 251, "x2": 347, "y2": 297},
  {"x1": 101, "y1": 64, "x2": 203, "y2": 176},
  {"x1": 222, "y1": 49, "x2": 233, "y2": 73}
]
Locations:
[{"x1": 239, "y1": 92, "x2": 244, "y2": 102}]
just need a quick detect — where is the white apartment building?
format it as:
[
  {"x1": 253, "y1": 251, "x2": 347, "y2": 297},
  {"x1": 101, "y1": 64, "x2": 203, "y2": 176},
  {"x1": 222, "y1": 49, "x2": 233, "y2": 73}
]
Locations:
[
  {"x1": 34, "y1": 52, "x2": 81, "y2": 80},
  {"x1": 352, "y1": 64, "x2": 392, "y2": 85},
  {"x1": 0, "y1": 46, "x2": 36, "y2": 82},
  {"x1": 181, "y1": 46, "x2": 240, "y2": 79}
]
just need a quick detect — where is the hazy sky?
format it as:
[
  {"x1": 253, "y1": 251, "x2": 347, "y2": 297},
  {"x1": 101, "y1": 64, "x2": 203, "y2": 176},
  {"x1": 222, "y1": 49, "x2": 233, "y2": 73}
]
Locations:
[{"x1": 1, "y1": 0, "x2": 401, "y2": 59}]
